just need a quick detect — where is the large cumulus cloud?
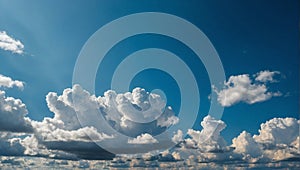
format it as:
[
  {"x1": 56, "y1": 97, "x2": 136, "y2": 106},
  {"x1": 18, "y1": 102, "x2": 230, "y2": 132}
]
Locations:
[{"x1": 18, "y1": 84, "x2": 179, "y2": 159}]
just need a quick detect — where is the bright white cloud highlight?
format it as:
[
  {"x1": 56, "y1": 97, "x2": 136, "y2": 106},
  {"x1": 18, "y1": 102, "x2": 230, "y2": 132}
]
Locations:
[
  {"x1": 128, "y1": 133, "x2": 158, "y2": 144},
  {"x1": 0, "y1": 31, "x2": 24, "y2": 54},
  {"x1": 0, "y1": 74, "x2": 24, "y2": 90},
  {"x1": 214, "y1": 71, "x2": 281, "y2": 107}
]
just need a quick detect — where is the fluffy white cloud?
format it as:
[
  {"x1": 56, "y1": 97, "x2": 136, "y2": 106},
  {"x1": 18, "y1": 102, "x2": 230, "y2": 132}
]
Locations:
[
  {"x1": 100, "y1": 87, "x2": 177, "y2": 127},
  {"x1": 128, "y1": 133, "x2": 158, "y2": 144},
  {"x1": 214, "y1": 71, "x2": 281, "y2": 107},
  {"x1": 172, "y1": 116, "x2": 300, "y2": 163},
  {"x1": 255, "y1": 70, "x2": 280, "y2": 83},
  {"x1": 0, "y1": 74, "x2": 24, "y2": 90},
  {"x1": 186, "y1": 115, "x2": 227, "y2": 152},
  {"x1": 253, "y1": 117, "x2": 299, "y2": 146},
  {"x1": 0, "y1": 90, "x2": 32, "y2": 132},
  {"x1": 232, "y1": 131, "x2": 262, "y2": 158},
  {"x1": 19, "y1": 85, "x2": 178, "y2": 159},
  {"x1": 0, "y1": 31, "x2": 24, "y2": 54}
]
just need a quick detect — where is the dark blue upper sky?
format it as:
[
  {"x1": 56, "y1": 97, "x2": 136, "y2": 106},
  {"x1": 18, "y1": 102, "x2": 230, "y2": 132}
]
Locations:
[{"x1": 0, "y1": 0, "x2": 298, "y2": 142}]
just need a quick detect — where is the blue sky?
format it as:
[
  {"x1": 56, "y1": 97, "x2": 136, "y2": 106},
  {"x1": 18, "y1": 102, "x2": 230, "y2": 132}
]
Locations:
[{"x1": 0, "y1": 0, "x2": 299, "y2": 146}]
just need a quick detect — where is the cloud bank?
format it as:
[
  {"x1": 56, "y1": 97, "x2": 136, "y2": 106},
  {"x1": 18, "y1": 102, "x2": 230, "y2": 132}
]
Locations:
[{"x1": 0, "y1": 72, "x2": 298, "y2": 168}]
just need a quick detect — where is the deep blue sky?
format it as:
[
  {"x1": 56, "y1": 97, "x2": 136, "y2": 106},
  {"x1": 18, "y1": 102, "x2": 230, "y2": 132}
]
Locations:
[{"x1": 0, "y1": 0, "x2": 298, "y2": 143}]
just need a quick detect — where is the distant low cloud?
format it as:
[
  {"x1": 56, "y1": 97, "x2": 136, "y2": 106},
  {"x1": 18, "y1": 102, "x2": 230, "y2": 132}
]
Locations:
[
  {"x1": 0, "y1": 74, "x2": 24, "y2": 90},
  {"x1": 128, "y1": 133, "x2": 158, "y2": 144},
  {"x1": 214, "y1": 70, "x2": 282, "y2": 107},
  {"x1": 0, "y1": 31, "x2": 24, "y2": 54}
]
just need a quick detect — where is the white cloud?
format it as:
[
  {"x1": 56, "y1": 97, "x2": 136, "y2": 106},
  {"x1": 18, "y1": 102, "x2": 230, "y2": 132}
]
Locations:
[
  {"x1": 171, "y1": 116, "x2": 300, "y2": 163},
  {"x1": 214, "y1": 71, "x2": 282, "y2": 107},
  {"x1": 20, "y1": 85, "x2": 178, "y2": 159},
  {"x1": 0, "y1": 74, "x2": 24, "y2": 90},
  {"x1": 172, "y1": 130, "x2": 183, "y2": 144},
  {"x1": 1, "y1": 81, "x2": 299, "y2": 164},
  {"x1": 100, "y1": 87, "x2": 173, "y2": 126},
  {"x1": 128, "y1": 133, "x2": 158, "y2": 144},
  {"x1": 0, "y1": 31, "x2": 24, "y2": 54},
  {"x1": 253, "y1": 117, "x2": 299, "y2": 146},
  {"x1": 0, "y1": 90, "x2": 32, "y2": 132},
  {"x1": 232, "y1": 131, "x2": 262, "y2": 158},
  {"x1": 255, "y1": 70, "x2": 280, "y2": 83},
  {"x1": 186, "y1": 115, "x2": 227, "y2": 152}
]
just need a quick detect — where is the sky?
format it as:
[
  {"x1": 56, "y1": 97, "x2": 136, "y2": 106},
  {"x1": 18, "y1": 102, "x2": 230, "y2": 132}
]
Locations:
[{"x1": 0, "y1": 0, "x2": 299, "y2": 169}]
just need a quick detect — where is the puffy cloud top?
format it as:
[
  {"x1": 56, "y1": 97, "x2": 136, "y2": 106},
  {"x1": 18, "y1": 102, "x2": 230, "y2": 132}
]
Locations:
[{"x1": 254, "y1": 117, "x2": 299, "y2": 146}]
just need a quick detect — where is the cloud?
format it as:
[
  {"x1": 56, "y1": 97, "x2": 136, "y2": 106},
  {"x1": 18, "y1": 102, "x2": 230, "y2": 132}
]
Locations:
[
  {"x1": 171, "y1": 130, "x2": 183, "y2": 144},
  {"x1": 0, "y1": 31, "x2": 24, "y2": 54},
  {"x1": 128, "y1": 133, "x2": 158, "y2": 144},
  {"x1": 253, "y1": 117, "x2": 299, "y2": 146},
  {"x1": 214, "y1": 71, "x2": 281, "y2": 107},
  {"x1": 17, "y1": 85, "x2": 178, "y2": 159},
  {"x1": 255, "y1": 70, "x2": 280, "y2": 83},
  {"x1": 231, "y1": 131, "x2": 262, "y2": 158},
  {"x1": 0, "y1": 90, "x2": 33, "y2": 132},
  {"x1": 170, "y1": 116, "x2": 300, "y2": 164},
  {"x1": 0, "y1": 80, "x2": 298, "y2": 165},
  {"x1": 186, "y1": 115, "x2": 227, "y2": 152},
  {"x1": 0, "y1": 74, "x2": 24, "y2": 90},
  {"x1": 0, "y1": 132, "x2": 26, "y2": 156}
]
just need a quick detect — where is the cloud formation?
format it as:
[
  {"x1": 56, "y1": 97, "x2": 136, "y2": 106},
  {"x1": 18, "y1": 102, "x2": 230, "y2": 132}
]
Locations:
[
  {"x1": 128, "y1": 133, "x2": 158, "y2": 144},
  {"x1": 176, "y1": 116, "x2": 300, "y2": 163},
  {"x1": 0, "y1": 90, "x2": 32, "y2": 132},
  {"x1": 214, "y1": 70, "x2": 282, "y2": 107},
  {"x1": 255, "y1": 70, "x2": 280, "y2": 83},
  {"x1": 0, "y1": 31, "x2": 24, "y2": 54},
  {"x1": 0, "y1": 78, "x2": 298, "y2": 165},
  {"x1": 186, "y1": 115, "x2": 227, "y2": 152},
  {"x1": 0, "y1": 74, "x2": 24, "y2": 90},
  {"x1": 10, "y1": 84, "x2": 178, "y2": 159}
]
